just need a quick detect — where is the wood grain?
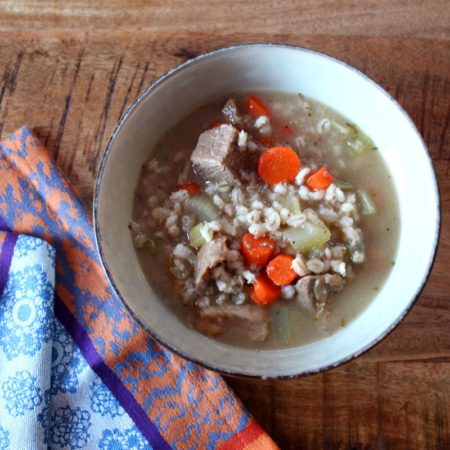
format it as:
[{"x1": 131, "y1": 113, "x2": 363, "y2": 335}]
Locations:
[
  {"x1": 0, "y1": 2, "x2": 449, "y2": 449},
  {"x1": 0, "y1": 1, "x2": 449, "y2": 38},
  {"x1": 228, "y1": 362, "x2": 450, "y2": 449}
]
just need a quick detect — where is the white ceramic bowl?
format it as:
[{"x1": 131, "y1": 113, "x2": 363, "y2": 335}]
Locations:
[{"x1": 94, "y1": 45, "x2": 440, "y2": 378}]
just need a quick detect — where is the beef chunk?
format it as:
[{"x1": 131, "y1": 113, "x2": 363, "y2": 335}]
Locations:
[
  {"x1": 194, "y1": 237, "x2": 228, "y2": 288},
  {"x1": 295, "y1": 276, "x2": 316, "y2": 313},
  {"x1": 221, "y1": 98, "x2": 241, "y2": 125},
  {"x1": 323, "y1": 273, "x2": 344, "y2": 291},
  {"x1": 196, "y1": 303, "x2": 269, "y2": 341},
  {"x1": 295, "y1": 274, "x2": 344, "y2": 315},
  {"x1": 191, "y1": 124, "x2": 240, "y2": 184}
]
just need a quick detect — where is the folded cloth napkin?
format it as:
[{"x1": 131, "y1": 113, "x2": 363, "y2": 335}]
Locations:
[{"x1": 0, "y1": 127, "x2": 278, "y2": 450}]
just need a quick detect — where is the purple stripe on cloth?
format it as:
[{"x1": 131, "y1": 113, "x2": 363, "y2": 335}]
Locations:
[
  {"x1": 54, "y1": 296, "x2": 172, "y2": 450},
  {"x1": 0, "y1": 215, "x2": 11, "y2": 231},
  {"x1": 0, "y1": 232, "x2": 18, "y2": 297}
]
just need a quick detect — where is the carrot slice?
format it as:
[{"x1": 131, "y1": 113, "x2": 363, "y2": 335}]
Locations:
[
  {"x1": 306, "y1": 167, "x2": 334, "y2": 190},
  {"x1": 241, "y1": 233, "x2": 276, "y2": 267},
  {"x1": 250, "y1": 273, "x2": 281, "y2": 306},
  {"x1": 266, "y1": 254, "x2": 298, "y2": 286},
  {"x1": 245, "y1": 94, "x2": 271, "y2": 119},
  {"x1": 258, "y1": 146, "x2": 301, "y2": 185},
  {"x1": 176, "y1": 182, "x2": 201, "y2": 196}
]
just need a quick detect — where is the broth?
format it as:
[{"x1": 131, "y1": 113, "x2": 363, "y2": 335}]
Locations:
[{"x1": 132, "y1": 91, "x2": 399, "y2": 349}]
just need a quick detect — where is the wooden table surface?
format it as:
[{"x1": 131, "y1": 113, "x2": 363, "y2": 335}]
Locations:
[{"x1": 0, "y1": 2, "x2": 449, "y2": 448}]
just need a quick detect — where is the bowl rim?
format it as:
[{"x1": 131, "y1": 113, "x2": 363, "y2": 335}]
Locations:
[{"x1": 93, "y1": 43, "x2": 441, "y2": 379}]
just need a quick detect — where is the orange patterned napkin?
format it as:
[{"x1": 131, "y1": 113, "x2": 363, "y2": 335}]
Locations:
[{"x1": 0, "y1": 126, "x2": 279, "y2": 449}]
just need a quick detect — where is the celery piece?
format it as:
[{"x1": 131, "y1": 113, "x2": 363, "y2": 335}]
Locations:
[
  {"x1": 345, "y1": 133, "x2": 374, "y2": 155},
  {"x1": 271, "y1": 307, "x2": 291, "y2": 345},
  {"x1": 331, "y1": 120, "x2": 357, "y2": 137},
  {"x1": 133, "y1": 232, "x2": 158, "y2": 254},
  {"x1": 334, "y1": 179, "x2": 354, "y2": 191},
  {"x1": 332, "y1": 120, "x2": 375, "y2": 155},
  {"x1": 357, "y1": 189, "x2": 377, "y2": 216},
  {"x1": 143, "y1": 237, "x2": 158, "y2": 254},
  {"x1": 188, "y1": 223, "x2": 206, "y2": 249},
  {"x1": 281, "y1": 194, "x2": 301, "y2": 214},
  {"x1": 186, "y1": 194, "x2": 219, "y2": 221},
  {"x1": 284, "y1": 220, "x2": 331, "y2": 252}
]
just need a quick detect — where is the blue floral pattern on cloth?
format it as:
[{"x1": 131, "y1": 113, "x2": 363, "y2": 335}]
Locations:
[
  {"x1": 99, "y1": 428, "x2": 148, "y2": 450},
  {"x1": 0, "y1": 263, "x2": 54, "y2": 360},
  {"x1": 90, "y1": 378, "x2": 125, "y2": 418},
  {"x1": 51, "y1": 406, "x2": 92, "y2": 449},
  {"x1": 13, "y1": 235, "x2": 54, "y2": 264},
  {"x1": 0, "y1": 235, "x2": 151, "y2": 449},
  {"x1": 0, "y1": 426, "x2": 9, "y2": 450},
  {"x1": 37, "y1": 389, "x2": 51, "y2": 444},
  {"x1": 51, "y1": 319, "x2": 86, "y2": 394},
  {"x1": 1, "y1": 370, "x2": 42, "y2": 416}
]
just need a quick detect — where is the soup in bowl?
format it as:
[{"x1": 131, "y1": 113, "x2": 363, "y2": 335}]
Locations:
[{"x1": 94, "y1": 45, "x2": 439, "y2": 377}]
